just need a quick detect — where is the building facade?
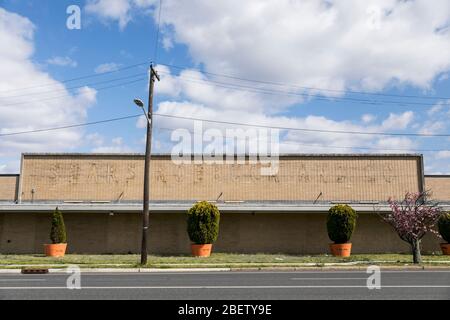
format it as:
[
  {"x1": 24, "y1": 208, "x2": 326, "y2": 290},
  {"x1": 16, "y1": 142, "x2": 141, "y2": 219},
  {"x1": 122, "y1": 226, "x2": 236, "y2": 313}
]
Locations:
[{"x1": 0, "y1": 153, "x2": 448, "y2": 254}]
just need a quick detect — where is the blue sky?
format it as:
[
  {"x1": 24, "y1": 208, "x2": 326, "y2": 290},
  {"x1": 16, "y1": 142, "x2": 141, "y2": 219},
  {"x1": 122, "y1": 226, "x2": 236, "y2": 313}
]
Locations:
[{"x1": 0, "y1": 0, "x2": 449, "y2": 174}]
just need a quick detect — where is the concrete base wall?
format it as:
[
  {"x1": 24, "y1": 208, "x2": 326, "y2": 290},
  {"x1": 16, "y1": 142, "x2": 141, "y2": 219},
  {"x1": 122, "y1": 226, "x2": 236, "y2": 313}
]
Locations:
[{"x1": 0, "y1": 212, "x2": 441, "y2": 254}]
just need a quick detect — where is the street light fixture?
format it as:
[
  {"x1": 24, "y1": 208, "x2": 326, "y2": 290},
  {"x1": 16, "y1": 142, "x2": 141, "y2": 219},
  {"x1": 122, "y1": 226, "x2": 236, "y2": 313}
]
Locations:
[
  {"x1": 134, "y1": 98, "x2": 151, "y2": 125},
  {"x1": 134, "y1": 98, "x2": 144, "y2": 108}
]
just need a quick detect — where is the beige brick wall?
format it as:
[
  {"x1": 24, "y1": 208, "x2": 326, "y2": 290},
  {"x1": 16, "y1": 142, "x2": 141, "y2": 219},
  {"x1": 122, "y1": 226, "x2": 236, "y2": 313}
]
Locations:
[
  {"x1": 0, "y1": 175, "x2": 18, "y2": 201},
  {"x1": 425, "y1": 176, "x2": 450, "y2": 201},
  {"x1": 0, "y1": 211, "x2": 440, "y2": 254},
  {"x1": 19, "y1": 154, "x2": 422, "y2": 202}
]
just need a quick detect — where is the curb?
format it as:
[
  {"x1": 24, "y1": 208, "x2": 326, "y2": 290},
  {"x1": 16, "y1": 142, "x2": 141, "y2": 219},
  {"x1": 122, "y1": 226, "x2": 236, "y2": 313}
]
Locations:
[
  {"x1": 50, "y1": 268, "x2": 232, "y2": 273},
  {"x1": 0, "y1": 268, "x2": 232, "y2": 274},
  {"x1": 1, "y1": 266, "x2": 449, "y2": 273},
  {"x1": 0, "y1": 269, "x2": 22, "y2": 274},
  {"x1": 229, "y1": 266, "x2": 450, "y2": 271}
]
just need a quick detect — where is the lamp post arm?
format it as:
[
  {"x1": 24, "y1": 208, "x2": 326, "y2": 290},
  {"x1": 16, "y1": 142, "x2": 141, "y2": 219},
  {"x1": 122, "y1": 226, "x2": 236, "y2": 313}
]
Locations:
[{"x1": 141, "y1": 108, "x2": 151, "y2": 125}]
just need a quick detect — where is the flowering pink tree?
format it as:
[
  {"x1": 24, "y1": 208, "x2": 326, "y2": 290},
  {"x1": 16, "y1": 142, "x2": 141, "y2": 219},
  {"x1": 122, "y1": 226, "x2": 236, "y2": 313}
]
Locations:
[{"x1": 381, "y1": 191, "x2": 442, "y2": 264}]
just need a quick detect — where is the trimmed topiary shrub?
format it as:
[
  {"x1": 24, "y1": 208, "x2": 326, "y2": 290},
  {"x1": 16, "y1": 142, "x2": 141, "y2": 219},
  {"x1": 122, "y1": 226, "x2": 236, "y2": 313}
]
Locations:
[
  {"x1": 438, "y1": 212, "x2": 450, "y2": 243},
  {"x1": 50, "y1": 207, "x2": 67, "y2": 244},
  {"x1": 327, "y1": 204, "x2": 357, "y2": 244},
  {"x1": 187, "y1": 201, "x2": 220, "y2": 245}
]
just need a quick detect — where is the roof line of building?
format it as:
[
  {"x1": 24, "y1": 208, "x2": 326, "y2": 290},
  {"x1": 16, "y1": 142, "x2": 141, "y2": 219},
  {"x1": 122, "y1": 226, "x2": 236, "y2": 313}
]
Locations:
[
  {"x1": 2, "y1": 202, "x2": 450, "y2": 213},
  {"x1": 0, "y1": 202, "x2": 392, "y2": 213},
  {"x1": 424, "y1": 174, "x2": 450, "y2": 178},
  {"x1": 21, "y1": 152, "x2": 423, "y2": 158}
]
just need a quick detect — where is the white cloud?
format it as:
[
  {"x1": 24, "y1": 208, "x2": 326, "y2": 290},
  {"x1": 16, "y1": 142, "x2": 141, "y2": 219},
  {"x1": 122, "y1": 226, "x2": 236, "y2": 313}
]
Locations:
[
  {"x1": 373, "y1": 137, "x2": 415, "y2": 153},
  {"x1": 86, "y1": 0, "x2": 450, "y2": 95},
  {"x1": 428, "y1": 104, "x2": 443, "y2": 116},
  {"x1": 85, "y1": 133, "x2": 104, "y2": 147},
  {"x1": 133, "y1": 0, "x2": 157, "y2": 7},
  {"x1": 91, "y1": 136, "x2": 135, "y2": 153},
  {"x1": 156, "y1": 65, "x2": 301, "y2": 114},
  {"x1": 424, "y1": 151, "x2": 450, "y2": 175},
  {"x1": 162, "y1": 35, "x2": 174, "y2": 50},
  {"x1": 88, "y1": 0, "x2": 449, "y2": 107},
  {"x1": 150, "y1": 99, "x2": 415, "y2": 155},
  {"x1": 85, "y1": 0, "x2": 157, "y2": 29},
  {"x1": 427, "y1": 99, "x2": 450, "y2": 116},
  {"x1": 94, "y1": 62, "x2": 121, "y2": 74},
  {"x1": 418, "y1": 100, "x2": 450, "y2": 134},
  {"x1": 76, "y1": 86, "x2": 97, "y2": 105},
  {"x1": 85, "y1": 0, "x2": 132, "y2": 29},
  {"x1": 381, "y1": 111, "x2": 414, "y2": 130},
  {"x1": 85, "y1": 1, "x2": 450, "y2": 172},
  {"x1": 47, "y1": 56, "x2": 77, "y2": 67},
  {"x1": 0, "y1": 8, "x2": 97, "y2": 172},
  {"x1": 438, "y1": 73, "x2": 449, "y2": 82},
  {"x1": 435, "y1": 151, "x2": 450, "y2": 159},
  {"x1": 136, "y1": 115, "x2": 148, "y2": 129},
  {"x1": 148, "y1": 69, "x2": 415, "y2": 157},
  {"x1": 155, "y1": 0, "x2": 450, "y2": 93},
  {"x1": 419, "y1": 120, "x2": 446, "y2": 135},
  {"x1": 362, "y1": 114, "x2": 377, "y2": 124}
]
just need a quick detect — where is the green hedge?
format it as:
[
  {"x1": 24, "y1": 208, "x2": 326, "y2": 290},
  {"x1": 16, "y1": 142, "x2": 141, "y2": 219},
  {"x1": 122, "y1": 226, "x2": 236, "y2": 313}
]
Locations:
[
  {"x1": 326, "y1": 204, "x2": 357, "y2": 244},
  {"x1": 50, "y1": 207, "x2": 67, "y2": 244},
  {"x1": 187, "y1": 201, "x2": 220, "y2": 245},
  {"x1": 438, "y1": 212, "x2": 450, "y2": 243}
]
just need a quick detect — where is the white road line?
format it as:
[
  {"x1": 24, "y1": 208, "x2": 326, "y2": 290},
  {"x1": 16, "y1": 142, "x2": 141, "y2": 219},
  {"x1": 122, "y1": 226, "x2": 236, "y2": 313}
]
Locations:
[
  {"x1": 0, "y1": 279, "x2": 46, "y2": 282},
  {"x1": 0, "y1": 285, "x2": 450, "y2": 290},
  {"x1": 34, "y1": 270, "x2": 450, "y2": 276},
  {"x1": 291, "y1": 278, "x2": 368, "y2": 280},
  {"x1": 1, "y1": 271, "x2": 450, "y2": 279}
]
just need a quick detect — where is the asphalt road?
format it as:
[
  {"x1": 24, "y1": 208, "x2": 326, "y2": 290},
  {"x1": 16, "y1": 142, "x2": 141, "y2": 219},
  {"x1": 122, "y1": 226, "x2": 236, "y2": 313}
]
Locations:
[{"x1": 0, "y1": 270, "x2": 449, "y2": 300}]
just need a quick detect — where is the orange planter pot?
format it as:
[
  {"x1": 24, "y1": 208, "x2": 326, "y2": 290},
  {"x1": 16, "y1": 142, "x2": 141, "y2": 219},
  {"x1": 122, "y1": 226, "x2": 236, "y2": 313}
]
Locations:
[
  {"x1": 44, "y1": 243, "x2": 67, "y2": 257},
  {"x1": 329, "y1": 243, "x2": 352, "y2": 257},
  {"x1": 440, "y1": 243, "x2": 450, "y2": 255},
  {"x1": 191, "y1": 244, "x2": 212, "y2": 257}
]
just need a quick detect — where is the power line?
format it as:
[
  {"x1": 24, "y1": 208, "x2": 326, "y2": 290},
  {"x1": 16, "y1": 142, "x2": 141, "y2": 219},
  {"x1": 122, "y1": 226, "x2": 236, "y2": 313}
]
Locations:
[
  {"x1": 158, "y1": 62, "x2": 450, "y2": 101},
  {"x1": 152, "y1": 113, "x2": 450, "y2": 138},
  {"x1": 0, "y1": 77, "x2": 147, "y2": 108},
  {"x1": 0, "y1": 72, "x2": 146, "y2": 100},
  {"x1": 0, "y1": 61, "x2": 150, "y2": 95},
  {"x1": 0, "y1": 84, "x2": 447, "y2": 139},
  {"x1": 1, "y1": 112, "x2": 448, "y2": 152},
  {"x1": 157, "y1": 70, "x2": 440, "y2": 107},
  {"x1": 153, "y1": 0, "x2": 164, "y2": 63},
  {"x1": 152, "y1": 125, "x2": 446, "y2": 153},
  {"x1": 5, "y1": 70, "x2": 435, "y2": 109},
  {"x1": 0, "y1": 115, "x2": 141, "y2": 137},
  {"x1": 1, "y1": 58, "x2": 445, "y2": 109},
  {"x1": 0, "y1": 58, "x2": 446, "y2": 103}
]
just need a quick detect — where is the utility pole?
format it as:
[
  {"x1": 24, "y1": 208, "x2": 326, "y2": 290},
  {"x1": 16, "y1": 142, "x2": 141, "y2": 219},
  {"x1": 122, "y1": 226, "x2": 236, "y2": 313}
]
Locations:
[{"x1": 141, "y1": 64, "x2": 160, "y2": 265}]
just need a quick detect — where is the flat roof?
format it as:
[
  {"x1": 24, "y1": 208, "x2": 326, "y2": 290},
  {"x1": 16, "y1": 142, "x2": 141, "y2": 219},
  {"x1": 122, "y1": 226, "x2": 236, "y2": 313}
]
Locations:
[
  {"x1": 22, "y1": 152, "x2": 423, "y2": 158},
  {"x1": 2, "y1": 201, "x2": 450, "y2": 213},
  {"x1": 0, "y1": 201, "x2": 391, "y2": 213},
  {"x1": 425, "y1": 175, "x2": 450, "y2": 178}
]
